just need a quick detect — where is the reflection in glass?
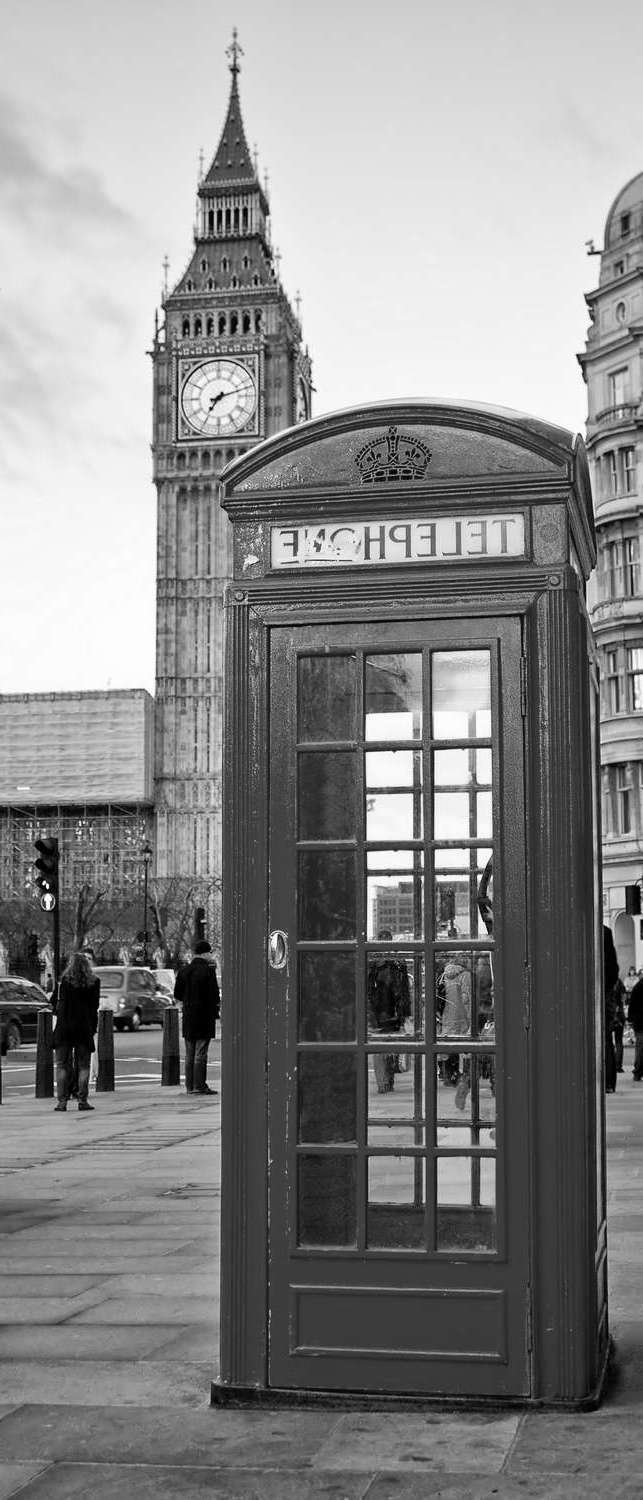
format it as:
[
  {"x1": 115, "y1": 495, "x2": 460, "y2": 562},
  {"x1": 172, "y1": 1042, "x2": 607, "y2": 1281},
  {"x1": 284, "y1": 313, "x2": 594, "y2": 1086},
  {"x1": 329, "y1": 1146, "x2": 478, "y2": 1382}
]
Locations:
[
  {"x1": 435, "y1": 872, "x2": 471, "y2": 937},
  {"x1": 298, "y1": 1053, "x2": 357, "y2": 1143},
  {"x1": 298, "y1": 1155, "x2": 356, "y2": 1246},
  {"x1": 365, "y1": 654, "x2": 422, "y2": 741},
  {"x1": 368, "y1": 875, "x2": 423, "y2": 940},
  {"x1": 437, "y1": 952, "x2": 473, "y2": 1041},
  {"x1": 436, "y1": 1156, "x2": 496, "y2": 1251},
  {"x1": 365, "y1": 749, "x2": 418, "y2": 787},
  {"x1": 299, "y1": 752, "x2": 356, "y2": 840},
  {"x1": 367, "y1": 1155, "x2": 426, "y2": 1248},
  {"x1": 299, "y1": 952, "x2": 356, "y2": 1041},
  {"x1": 367, "y1": 791, "x2": 422, "y2": 843},
  {"x1": 432, "y1": 651, "x2": 491, "y2": 740},
  {"x1": 298, "y1": 654, "x2": 356, "y2": 742},
  {"x1": 368, "y1": 1053, "x2": 425, "y2": 1140},
  {"x1": 367, "y1": 958, "x2": 424, "y2": 1040},
  {"x1": 299, "y1": 851, "x2": 356, "y2": 939}
]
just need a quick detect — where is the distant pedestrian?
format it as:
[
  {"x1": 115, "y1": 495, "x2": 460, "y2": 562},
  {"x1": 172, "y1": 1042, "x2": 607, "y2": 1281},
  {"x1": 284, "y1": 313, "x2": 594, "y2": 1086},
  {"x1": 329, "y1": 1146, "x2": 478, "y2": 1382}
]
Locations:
[
  {"x1": 628, "y1": 972, "x2": 643, "y2": 1082},
  {"x1": 174, "y1": 940, "x2": 220, "y2": 1095},
  {"x1": 52, "y1": 951, "x2": 100, "y2": 1112},
  {"x1": 604, "y1": 925, "x2": 619, "y2": 1093}
]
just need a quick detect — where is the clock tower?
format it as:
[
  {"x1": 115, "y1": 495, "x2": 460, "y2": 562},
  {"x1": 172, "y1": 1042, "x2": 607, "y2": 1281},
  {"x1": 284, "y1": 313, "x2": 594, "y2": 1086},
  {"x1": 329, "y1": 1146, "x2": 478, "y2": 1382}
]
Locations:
[{"x1": 151, "y1": 32, "x2": 313, "y2": 908}]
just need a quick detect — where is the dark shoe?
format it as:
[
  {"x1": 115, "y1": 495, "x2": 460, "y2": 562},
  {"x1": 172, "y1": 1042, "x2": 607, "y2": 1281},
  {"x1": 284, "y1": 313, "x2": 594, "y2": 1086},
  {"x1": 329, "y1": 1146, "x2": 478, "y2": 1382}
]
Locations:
[
  {"x1": 196, "y1": 1085, "x2": 217, "y2": 1094},
  {"x1": 54, "y1": 1103, "x2": 67, "y2": 1112},
  {"x1": 78, "y1": 1101, "x2": 94, "y2": 1111}
]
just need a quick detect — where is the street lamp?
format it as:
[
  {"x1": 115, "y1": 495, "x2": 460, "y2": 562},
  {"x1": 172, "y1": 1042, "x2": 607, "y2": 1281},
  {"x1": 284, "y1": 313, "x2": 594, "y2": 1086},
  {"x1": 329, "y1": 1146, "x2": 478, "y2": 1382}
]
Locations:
[{"x1": 141, "y1": 842, "x2": 153, "y2": 964}]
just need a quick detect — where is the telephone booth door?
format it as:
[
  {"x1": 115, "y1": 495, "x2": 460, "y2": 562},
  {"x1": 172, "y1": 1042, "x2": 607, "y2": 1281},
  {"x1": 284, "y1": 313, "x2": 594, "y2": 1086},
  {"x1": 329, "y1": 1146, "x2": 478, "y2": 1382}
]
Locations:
[{"x1": 267, "y1": 614, "x2": 530, "y2": 1399}]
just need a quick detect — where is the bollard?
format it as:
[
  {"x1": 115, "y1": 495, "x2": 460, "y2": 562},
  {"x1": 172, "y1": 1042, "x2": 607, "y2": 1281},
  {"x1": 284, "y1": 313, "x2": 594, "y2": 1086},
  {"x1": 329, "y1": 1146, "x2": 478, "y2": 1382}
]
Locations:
[
  {"x1": 35, "y1": 1009, "x2": 54, "y2": 1099},
  {"x1": 161, "y1": 1007, "x2": 181, "y2": 1087},
  {"x1": 96, "y1": 1009, "x2": 115, "y2": 1092}
]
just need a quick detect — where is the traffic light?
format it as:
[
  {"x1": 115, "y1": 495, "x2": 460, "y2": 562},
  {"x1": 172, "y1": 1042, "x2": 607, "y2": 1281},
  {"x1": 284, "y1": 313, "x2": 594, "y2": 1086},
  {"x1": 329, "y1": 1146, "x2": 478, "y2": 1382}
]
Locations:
[
  {"x1": 626, "y1": 884, "x2": 641, "y2": 915},
  {"x1": 34, "y1": 836, "x2": 59, "y2": 898}
]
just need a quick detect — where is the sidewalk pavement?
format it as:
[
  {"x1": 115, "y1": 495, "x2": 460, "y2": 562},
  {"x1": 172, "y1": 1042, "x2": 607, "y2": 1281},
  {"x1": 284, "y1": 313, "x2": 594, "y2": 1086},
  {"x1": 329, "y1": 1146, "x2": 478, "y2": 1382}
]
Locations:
[{"x1": 0, "y1": 1071, "x2": 642, "y2": 1499}]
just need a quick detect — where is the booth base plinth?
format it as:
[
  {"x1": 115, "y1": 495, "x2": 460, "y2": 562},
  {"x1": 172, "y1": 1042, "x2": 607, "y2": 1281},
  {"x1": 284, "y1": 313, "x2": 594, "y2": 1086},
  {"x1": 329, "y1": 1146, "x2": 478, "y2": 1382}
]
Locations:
[{"x1": 211, "y1": 1343, "x2": 611, "y2": 1413}]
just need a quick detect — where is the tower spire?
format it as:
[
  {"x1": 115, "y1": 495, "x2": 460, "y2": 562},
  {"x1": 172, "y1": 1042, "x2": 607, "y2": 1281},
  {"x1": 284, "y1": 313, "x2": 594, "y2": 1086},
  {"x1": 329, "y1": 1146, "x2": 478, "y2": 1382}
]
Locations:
[{"x1": 226, "y1": 27, "x2": 243, "y2": 76}]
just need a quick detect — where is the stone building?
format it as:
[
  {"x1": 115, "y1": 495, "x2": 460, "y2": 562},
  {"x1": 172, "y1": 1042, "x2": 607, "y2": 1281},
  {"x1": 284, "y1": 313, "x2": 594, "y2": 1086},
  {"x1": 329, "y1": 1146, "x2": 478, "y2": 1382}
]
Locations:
[
  {"x1": 151, "y1": 32, "x2": 312, "y2": 898},
  {"x1": 578, "y1": 171, "x2": 643, "y2": 971}
]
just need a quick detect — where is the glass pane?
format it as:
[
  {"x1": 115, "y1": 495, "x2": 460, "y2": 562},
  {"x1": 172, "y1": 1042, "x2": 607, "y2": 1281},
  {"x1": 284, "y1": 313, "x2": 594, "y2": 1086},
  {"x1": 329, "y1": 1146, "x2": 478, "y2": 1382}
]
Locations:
[
  {"x1": 367, "y1": 949, "x2": 412, "y2": 1040},
  {"x1": 367, "y1": 847, "x2": 419, "y2": 872},
  {"x1": 434, "y1": 870, "x2": 471, "y2": 937},
  {"x1": 437, "y1": 952, "x2": 473, "y2": 1040},
  {"x1": 299, "y1": 952, "x2": 356, "y2": 1041},
  {"x1": 299, "y1": 752, "x2": 356, "y2": 839},
  {"x1": 365, "y1": 749, "x2": 417, "y2": 787},
  {"x1": 367, "y1": 791, "x2": 422, "y2": 842},
  {"x1": 436, "y1": 1157, "x2": 496, "y2": 1252},
  {"x1": 368, "y1": 1053, "x2": 425, "y2": 1140},
  {"x1": 432, "y1": 651, "x2": 491, "y2": 740},
  {"x1": 368, "y1": 875, "x2": 423, "y2": 939},
  {"x1": 474, "y1": 952, "x2": 495, "y2": 1034},
  {"x1": 437, "y1": 1051, "x2": 496, "y2": 1118},
  {"x1": 476, "y1": 792, "x2": 492, "y2": 840},
  {"x1": 365, "y1": 654, "x2": 422, "y2": 741},
  {"x1": 434, "y1": 747, "x2": 492, "y2": 786},
  {"x1": 298, "y1": 1155, "x2": 356, "y2": 1247},
  {"x1": 367, "y1": 1155, "x2": 426, "y2": 1248},
  {"x1": 434, "y1": 792, "x2": 470, "y2": 841},
  {"x1": 299, "y1": 851, "x2": 356, "y2": 939},
  {"x1": 298, "y1": 1053, "x2": 357, "y2": 1142},
  {"x1": 298, "y1": 655, "x2": 356, "y2": 742}
]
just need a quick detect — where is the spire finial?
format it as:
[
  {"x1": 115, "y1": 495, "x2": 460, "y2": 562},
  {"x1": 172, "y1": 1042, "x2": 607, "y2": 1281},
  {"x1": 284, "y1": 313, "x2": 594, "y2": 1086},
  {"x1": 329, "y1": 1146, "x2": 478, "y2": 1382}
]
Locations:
[
  {"x1": 226, "y1": 28, "x2": 243, "y2": 76},
  {"x1": 162, "y1": 255, "x2": 169, "y2": 299}
]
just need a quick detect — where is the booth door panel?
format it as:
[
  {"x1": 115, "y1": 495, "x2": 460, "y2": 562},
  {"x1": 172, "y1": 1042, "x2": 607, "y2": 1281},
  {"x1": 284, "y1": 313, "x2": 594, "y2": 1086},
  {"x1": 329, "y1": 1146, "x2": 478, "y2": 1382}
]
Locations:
[{"x1": 268, "y1": 619, "x2": 530, "y2": 1398}]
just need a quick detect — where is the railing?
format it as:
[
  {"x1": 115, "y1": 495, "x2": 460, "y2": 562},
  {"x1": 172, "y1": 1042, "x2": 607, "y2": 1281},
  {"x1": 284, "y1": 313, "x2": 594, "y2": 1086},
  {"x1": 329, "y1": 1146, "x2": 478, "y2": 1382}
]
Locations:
[{"x1": 594, "y1": 402, "x2": 639, "y2": 426}]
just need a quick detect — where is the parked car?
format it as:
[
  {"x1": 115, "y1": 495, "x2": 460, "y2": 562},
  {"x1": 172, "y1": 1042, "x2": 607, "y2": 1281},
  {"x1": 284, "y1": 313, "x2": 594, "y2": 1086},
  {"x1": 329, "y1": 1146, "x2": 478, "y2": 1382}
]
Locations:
[
  {"x1": 0, "y1": 976, "x2": 53, "y2": 1053},
  {"x1": 153, "y1": 968, "x2": 176, "y2": 998},
  {"x1": 93, "y1": 966, "x2": 177, "y2": 1032}
]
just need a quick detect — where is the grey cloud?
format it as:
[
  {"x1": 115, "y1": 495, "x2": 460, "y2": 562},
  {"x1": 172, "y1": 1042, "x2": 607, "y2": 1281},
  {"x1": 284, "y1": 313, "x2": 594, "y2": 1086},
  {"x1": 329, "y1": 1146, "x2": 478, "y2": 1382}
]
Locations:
[{"x1": 0, "y1": 92, "x2": 135, "y2": 236}]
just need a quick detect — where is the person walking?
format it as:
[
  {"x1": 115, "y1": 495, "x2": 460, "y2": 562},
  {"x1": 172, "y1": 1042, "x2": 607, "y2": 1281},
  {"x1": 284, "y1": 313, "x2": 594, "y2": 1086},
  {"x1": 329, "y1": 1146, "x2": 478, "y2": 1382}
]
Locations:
[
  {"x1": 174, "y1": 939, "x2": 220, "y2": 1095},
  {"x1": 604, "y1": 924, "x2": 620, "y2": 1093},
  {"x1": 367, "y1": 930, "x2": 411, "y2": 1094},
  {"x1": 628, "y1": 970, "x2": 643, "y2": 1082},
  {"x1": 52, "y1": 951, "x2": 100, "y2": 1112}
]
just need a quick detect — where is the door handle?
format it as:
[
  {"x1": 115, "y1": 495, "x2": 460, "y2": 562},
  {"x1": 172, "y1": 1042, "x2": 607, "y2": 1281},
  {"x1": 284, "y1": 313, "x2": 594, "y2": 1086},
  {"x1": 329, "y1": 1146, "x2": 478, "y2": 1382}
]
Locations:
[{"x1": 268, "y1": 929, "x2": 288, "y2": 970}]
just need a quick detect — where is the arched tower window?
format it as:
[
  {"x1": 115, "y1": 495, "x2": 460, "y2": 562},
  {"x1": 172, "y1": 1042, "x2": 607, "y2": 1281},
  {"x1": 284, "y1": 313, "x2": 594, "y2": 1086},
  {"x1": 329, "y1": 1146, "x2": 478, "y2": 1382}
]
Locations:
[
  {"x1": 218, "y1": 313, "x2": 226, "y2": 335},
  {"x1": 231, "y1": 276, "x2": 238, "y2": 289},
  {"x1": 242, "y1": 206, "x2": 248, "y2": 231},
  {"x1": 208, "y1": 209, "x2": 214, "y2": 234},
  {"x1": 242, "y1": 311, "x2": 251, "y2": 334},
  {"x1": 230, "y1": 311, "x2": 238, "y2": 334},
  {"x1": 221, "y1": 256, "x2": 228, "y2": 272},
  {"x1": 217, "y1": 209, "x2": 223, "y2": 234},
  {"x1": 225, "y1": 208, "x2": 231, "y2": 232},
  {"x1": 182, "y1": 317, "x2": 190, "y2": 336},
  {"x1": 233, "y1": 207, "x2": 239, "y2": 232},
  {"x1": 255, "y1": 310, "x2": 262, "y2": 332},
  {"x1": 194, "y1": 316, "x2": 202, "y2": 336},
  {"x1": 253, "y1": 275, "x2": 260, "y2": 287},
  {"x1": 206, "y1": 315, "x2": 214, "y2": 335}
]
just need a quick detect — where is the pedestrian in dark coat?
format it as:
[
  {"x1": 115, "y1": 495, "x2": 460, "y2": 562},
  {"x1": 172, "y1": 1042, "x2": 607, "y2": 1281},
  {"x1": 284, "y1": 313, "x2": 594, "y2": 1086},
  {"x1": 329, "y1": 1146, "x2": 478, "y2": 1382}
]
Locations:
[
  {"x1": 628, "y1": 973, "x2": 643, "y2": 1081},
  {"x1": 52, "y1": 951, "x2": 100, "y2": 1112},
  {"x1": 174, "y1": 939, "x2": 220, "y2": 1095},
  {"x1": 604, "y1": 925, "x2": 620, "y2": 1093}
]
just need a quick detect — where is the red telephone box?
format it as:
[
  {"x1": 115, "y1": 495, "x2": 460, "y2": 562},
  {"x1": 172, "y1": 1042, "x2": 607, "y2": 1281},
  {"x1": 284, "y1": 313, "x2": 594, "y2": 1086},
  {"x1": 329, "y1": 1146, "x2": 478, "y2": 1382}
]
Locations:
[{"x1": 213, "y1": 400, "x2": 606, "y2": 1407}]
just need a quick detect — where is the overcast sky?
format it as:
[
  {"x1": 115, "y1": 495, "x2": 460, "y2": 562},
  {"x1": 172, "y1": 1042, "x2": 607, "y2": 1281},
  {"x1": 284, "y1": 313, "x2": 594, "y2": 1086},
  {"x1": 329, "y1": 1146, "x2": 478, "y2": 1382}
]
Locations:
[{"x1": 2, "y1": 0, "x2": 643, "y2": 695}]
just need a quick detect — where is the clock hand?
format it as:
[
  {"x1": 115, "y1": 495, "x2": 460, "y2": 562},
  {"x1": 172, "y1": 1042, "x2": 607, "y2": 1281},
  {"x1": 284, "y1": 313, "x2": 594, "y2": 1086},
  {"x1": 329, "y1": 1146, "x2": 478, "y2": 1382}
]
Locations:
[{"x1": 208, "y1": 391, "x2": 226, "y2": 410}]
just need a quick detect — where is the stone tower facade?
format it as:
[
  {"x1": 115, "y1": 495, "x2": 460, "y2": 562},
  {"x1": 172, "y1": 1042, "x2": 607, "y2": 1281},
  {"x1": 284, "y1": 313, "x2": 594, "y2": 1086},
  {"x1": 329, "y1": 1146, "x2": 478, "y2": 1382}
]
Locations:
[
  {"x1": 151, "y1": 33, "x2": 312, "y2": 905},
  {"x1": 578, "y1": 171, "x2": 643, "y2": 971}
]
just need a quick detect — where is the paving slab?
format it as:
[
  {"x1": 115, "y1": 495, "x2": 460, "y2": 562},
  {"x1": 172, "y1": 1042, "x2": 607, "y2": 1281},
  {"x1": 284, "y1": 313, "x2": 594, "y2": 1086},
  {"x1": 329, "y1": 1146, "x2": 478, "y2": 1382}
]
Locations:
[
  {"x1": 312, "y1": 1412, "x2": 519, "y2": 1473},
  {"x1": 0, "y1": 1464, "x2": 372, "y2": 1500},
  {"x1": 0, "y1": 1364, "x2": 212, "y2": 1409},
  {"x1": 506, "y1": 1410, "x2": 643, "y2": 1479},
  {"x1": 0, "y1": 1327, "x2": 181, "y2": 1360},
  {"x1": 0, "y1": 1462, "x2": 50, "y2": 1500},
  {"x1": 68, "y1": 1295, "x2": 209, "y2": 1325},
  {"x1": 0, "y1": 1405, "x2": 341, "y2": 1465}
]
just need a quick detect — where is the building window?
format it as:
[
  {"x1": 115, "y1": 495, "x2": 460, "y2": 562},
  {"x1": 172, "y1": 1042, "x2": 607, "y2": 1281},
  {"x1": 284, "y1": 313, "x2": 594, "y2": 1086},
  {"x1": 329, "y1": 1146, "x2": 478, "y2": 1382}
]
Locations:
[
  {"x1": 598, "y1": 532, "x2": 640, "y2": 600},
  {"x1": 221, "y1": 257, "x2": 228, "y2": 272},
  {"x1": 218, "y1": 313, "x2": 226, "y2": 335},
  {"x1": 624, "y1": 447, "x2": 637, "y2": 493},
  {"x1": 624, "y1": 536, "x2": 639, "y2": 594},
  {"x1": 609, "y1": 367, "x2": 628, "y2": 410},
  {"x1": 200, "y1": 259, "x2": 208, "y2": 273},
  {"x1": 614, "y1": 260, "x2": 625, "y2": 275},
  {"x1": 182, "y1": 318, "x2": 190, "y2": 337},
  {"x1": 627, "y1": 648, "x2": 643, "y2": 711},
  {"x1": 606, "y1": 649, "x2": 622, "y2": 714},
  {"x1": 621, "y1": 212, "x2": 631, "y2": 237},
  {"x1": 616, "y1": 301, "x2": 626, "y2": 323},
  {"x1": 616, "y1": 765, "x2": 633, "y2": 834}
]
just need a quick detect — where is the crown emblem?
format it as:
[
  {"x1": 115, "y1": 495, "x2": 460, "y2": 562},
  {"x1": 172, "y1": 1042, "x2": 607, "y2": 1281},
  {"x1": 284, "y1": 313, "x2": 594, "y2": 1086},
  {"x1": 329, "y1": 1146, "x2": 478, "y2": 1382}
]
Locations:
[{"x1": 355, "y1": 426, "x2": 432, "y2": 484}]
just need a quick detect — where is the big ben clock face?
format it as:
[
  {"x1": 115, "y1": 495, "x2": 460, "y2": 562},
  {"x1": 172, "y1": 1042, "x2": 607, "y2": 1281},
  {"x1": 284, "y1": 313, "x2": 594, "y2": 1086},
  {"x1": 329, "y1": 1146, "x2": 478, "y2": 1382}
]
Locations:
[{"x1": 180, "y1": 359, "x2": 257, "y2": 435}]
